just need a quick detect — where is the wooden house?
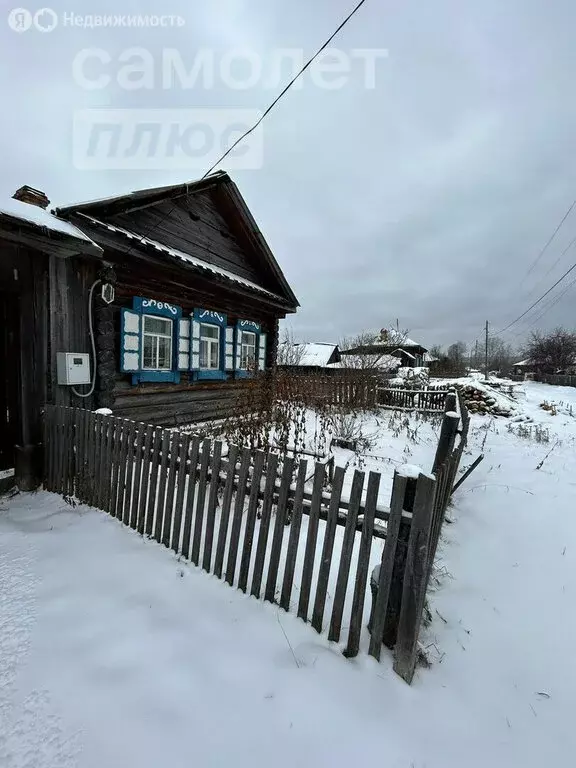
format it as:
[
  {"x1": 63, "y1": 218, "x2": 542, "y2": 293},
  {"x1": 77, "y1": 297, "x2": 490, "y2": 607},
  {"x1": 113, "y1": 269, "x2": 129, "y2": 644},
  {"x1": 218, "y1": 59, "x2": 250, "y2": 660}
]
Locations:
[
  {"x1": 340, "y1": 330, "x2": 429, "y2": 369},
  {"x1": 278, "y1": 342, "x2": 341, "y2": 374},
  {"x1": 0, "y1": 173, "x2": 298, "y2": 490}
]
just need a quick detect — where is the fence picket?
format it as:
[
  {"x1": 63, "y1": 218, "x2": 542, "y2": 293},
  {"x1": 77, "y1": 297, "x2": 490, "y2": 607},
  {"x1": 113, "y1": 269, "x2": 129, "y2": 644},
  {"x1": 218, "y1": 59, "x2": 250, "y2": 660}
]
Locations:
[
  {"x1": 297, "y1": 462, "x2": 326, "y2": 622},
  {"x1": 225, "y1": 448, "x2": 252, "y2": 586},
  {"x1": 367, "y1": 471, "x2": 408, "y2": 660},
  {"x1": 67, "y1": 408, "x2": 76, "y2": 498},
  {"x1": 154, "y1": 431, "x2": 171, "y2": 542},
  {"x1": 264, "y1": 457, "x2": 295, "y2": 604},
  {"x1": 345, "y1": 471, "x2": 380, "y2": 658},
  {"x1": 280, "y1": 460, "x2": 308, "y2": 612},
  {"x1": 171, "y1": 434, "x2": 191, "y2": 553},
  {"x1": 162, "y1": 431, "x2": 181, "y2": 548},
  {"x1": 116, "y1": 420, "x2": 133, "y2": 521},
  {"x1": 311, "y1": 466, "x2": 346, "y2": 632},
  {"x1": 191, "y1": 439, "x2": 212, "y2": 566},
  {"x1": 214, "y1": 445, "x2": 240, "y2": 579},
  {"x1": 251, "y1": 453, "x2": 279, "y2": 599},
  {"x1": 238, "y1": 450, "x2": 265, "y2": 593},
  {"x1": 393, "y1": 473, "x2": 436, "y2": 683},
  {"x1": 107, "y1": 418, "x2": 123, "y2": 516},
  {"x1": 202, "y1": 441, "x2": 223, "y2": 573},
  {"x1": 328, "y1": 469, "x2": 365, "y2": 643},
  {"x1": 145, "y1": 428, "x2": 162, "y2": 537},
  {"x1": 94, "y1": 413, "x2": 107, "y2": 509},
  {"x1": 136, "y1": 425, "x2": 154, "y2": 535},
  {"x1": 180, "y1": 437, "x2": 200, "y2": 558},
  {"x1": 129, "y1": 425, "x2": 146, "y2": 530}
]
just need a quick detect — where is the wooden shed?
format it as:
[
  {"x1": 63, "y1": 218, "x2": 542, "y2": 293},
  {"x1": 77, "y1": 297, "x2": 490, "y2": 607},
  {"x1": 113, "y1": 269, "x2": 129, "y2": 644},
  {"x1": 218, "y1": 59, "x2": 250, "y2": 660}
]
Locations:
[{"x1": 0, "y1": 173, "x2": 298, "y2": 489}]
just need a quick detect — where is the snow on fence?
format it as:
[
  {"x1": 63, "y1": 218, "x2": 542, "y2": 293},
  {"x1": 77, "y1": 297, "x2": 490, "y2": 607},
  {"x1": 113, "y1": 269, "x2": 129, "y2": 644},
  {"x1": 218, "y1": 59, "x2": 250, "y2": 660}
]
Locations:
[
  {"x1": 42, "y1": 397, "x2": 468, "y2": 684},
  {"x1": 535, "y1": 373, "x2": 576, "y2": 388},
  {"x1": 377, "y1": 387, "x2": 450, "y2": 412}
]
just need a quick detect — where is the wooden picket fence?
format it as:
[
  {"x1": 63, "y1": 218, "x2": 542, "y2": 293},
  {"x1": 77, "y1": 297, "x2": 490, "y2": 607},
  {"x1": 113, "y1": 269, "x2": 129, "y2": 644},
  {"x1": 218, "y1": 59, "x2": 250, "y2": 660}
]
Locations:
[
  {"x1": 42, "y1": 395, "x2": 468, "y2": 683},
  {"x1": 377, "y1": 387, "x2": 449, "y2": 412}
]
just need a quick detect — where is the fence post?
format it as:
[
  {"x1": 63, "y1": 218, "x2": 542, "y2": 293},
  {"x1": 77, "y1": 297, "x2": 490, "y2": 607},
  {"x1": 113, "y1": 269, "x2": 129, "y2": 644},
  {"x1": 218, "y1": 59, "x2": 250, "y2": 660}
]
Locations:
[
  {"x1": 432, "y1": 410, "x2": 460, "y2": 475},
  {"x1": 382, "y1": 466, "x2": 418, "y2": 649},
  {"x1": 393, "y1": 472, "x2": 436, "y2": 683}
]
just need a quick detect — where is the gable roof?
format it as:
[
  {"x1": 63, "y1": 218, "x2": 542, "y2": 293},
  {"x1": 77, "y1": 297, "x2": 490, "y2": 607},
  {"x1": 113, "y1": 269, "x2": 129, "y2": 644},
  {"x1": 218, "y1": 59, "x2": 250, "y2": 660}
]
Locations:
[
  {"x1": 55, "y1": 171, "x2": 298, "y2": 309},
  {"x1": 292, "y1": 343, "x2": 339, "y2": 367}
]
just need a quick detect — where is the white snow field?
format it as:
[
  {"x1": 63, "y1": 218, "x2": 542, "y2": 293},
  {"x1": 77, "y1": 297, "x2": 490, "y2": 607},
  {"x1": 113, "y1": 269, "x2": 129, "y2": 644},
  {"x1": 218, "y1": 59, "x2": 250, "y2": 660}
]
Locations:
[{"x1": 1, "y1": 381, "x2": 576, "y2": 768}]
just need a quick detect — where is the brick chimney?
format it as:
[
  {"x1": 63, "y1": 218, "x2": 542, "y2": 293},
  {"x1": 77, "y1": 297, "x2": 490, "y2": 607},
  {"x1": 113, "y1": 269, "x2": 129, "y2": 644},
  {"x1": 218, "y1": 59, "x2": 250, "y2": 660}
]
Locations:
[{"x1": 12, "y1": 185, "x2": 50, "y2": 210}]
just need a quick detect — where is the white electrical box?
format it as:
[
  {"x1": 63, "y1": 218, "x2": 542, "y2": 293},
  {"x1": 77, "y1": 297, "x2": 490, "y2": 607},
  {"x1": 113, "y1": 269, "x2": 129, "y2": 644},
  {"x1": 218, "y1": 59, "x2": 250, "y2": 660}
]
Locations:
[{"x1": 57, "y1": 353, "x2": 91, "y2": 386}]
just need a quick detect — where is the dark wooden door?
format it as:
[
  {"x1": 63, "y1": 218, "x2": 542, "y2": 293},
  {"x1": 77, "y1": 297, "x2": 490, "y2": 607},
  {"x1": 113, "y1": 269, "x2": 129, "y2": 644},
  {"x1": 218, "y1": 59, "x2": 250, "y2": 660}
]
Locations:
[{"x1": 0, "y1": 293, "x2": 21, "y2": 471}]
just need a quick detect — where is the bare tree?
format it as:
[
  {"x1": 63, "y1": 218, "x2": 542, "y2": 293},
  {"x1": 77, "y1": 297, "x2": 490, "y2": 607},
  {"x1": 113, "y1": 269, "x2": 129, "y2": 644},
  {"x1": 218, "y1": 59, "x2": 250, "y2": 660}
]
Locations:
[
  {"x1": 339, "y1": 330, "x2": 385, "y2": 370},
  {"x1": 526, "y1": 328, "x2": 576, "y2": 373},
  {"x1": 277, "y1": 328, "x2": 306, "y2": 366}
]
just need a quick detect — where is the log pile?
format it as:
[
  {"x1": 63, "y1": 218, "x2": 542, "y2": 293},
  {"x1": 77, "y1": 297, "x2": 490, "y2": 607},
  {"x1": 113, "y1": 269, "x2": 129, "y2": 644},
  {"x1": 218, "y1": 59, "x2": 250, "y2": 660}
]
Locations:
[{"x1": 453, "y1": 383, "x2": 514, "y2": 417}]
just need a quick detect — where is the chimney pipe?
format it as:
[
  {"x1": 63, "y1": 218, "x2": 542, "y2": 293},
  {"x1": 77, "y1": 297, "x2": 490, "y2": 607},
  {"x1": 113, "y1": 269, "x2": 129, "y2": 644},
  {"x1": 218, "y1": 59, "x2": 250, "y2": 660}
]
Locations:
[{"x1": 12, "y1": 185, "x2": 51, "y2": 210}]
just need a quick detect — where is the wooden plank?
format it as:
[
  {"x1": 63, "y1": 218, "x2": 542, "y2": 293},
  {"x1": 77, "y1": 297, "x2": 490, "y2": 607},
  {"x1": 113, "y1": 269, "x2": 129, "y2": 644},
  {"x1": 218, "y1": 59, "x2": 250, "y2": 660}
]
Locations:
[
  {"x1": 328, "y1": 469, "x2": 365, "y2": 643},
  {"x1": 129, "y1": 424, "x2": 146, "y2": 529},
  {"x1": 145, "y1": 428, "x2": 162, "y2": 537},
  {"x1": 367, "y1": 471, "x2": 408, "y2": 660},
  {"x1": 201, "y1": 441, "x2": 224, "y2": 573},
  {"x1": 225, "y1": 447, "x2": 252, "y2": 586},
  {"x1": 109, "y1": 418, "x2": 125, "y2": 517},
  {"x1": 55, "y1": 407, "x2": 67, "y2": 496},
  {"x1": 191, "y1": 439, "x2": 212, "y2": 565},
  {"x1": 311, "y1": 466, "x2": 346, "y2": 632},
  {"x1": 344, "y1": 471, "x2": 380, "y2": 658},
  {"x1": 171, "y1": 433, "x2": 191, "y2": 553},
  {"x1": 87, "y1": 411, "x2": 99, "y2": 505},
  {"x1": 92, "y1": 413, "x2": 105, "y2": 508},
  {"x1": 80, "y1": 409, "x2": 92, "y2": 503},
  {"x1": 153, "y1": 430, "x2": 171, "y2": 542},
  {"x1": 121, "y1": 421, "x2": 137, "y2": 525},
  {"x1": 99, "y1": 415, "x2": 114, "y2": 512},
  {"x1": 280, "y1": 460, "x2": 308, "y2": 611},
  {"x1": 136, "y1": 424, "x2": 154, "y2": 535},
  {"x1": 162, "y1": 431, "x2": 181, "y2": 547},
  {"x1": 180, "y1": 437, "x2": 200, "y2": 559},
  {"x1": 214, "y1": 445, "x2": 240, "y2": 579},
  {"x1": 250, "y1": 453, "x2": 279, "y2": 599},
  {"x1": 264, "y1": 456, "x2": 295, "y2": 604},
  {"x1": 73, "y1": 409, "x2": 85, "y2": 501},
  {"x1": 297, "y1": 462, "x2": 326, "y2": 622},
  {"x1": 116, "y1": 419, "x2": 132, "y2": 521},
  {"x1": 102, "y1": 417, "x2": 118, "y2": 514},
  {"x1": 44, "y1": 406, "x2": 55, "y2": 492},
  {"x1": 81, "y1": 410, "x2": 95, "y2": 504},
  {"x1": 238, "y1": 450, "x2": 265, "y2": 593},
  {"x1": 64, "y1": 408, "x2": 75, "y2": 497},
  {"x1": 393, "y1": 473, "x2": 436, "y2": 683}
]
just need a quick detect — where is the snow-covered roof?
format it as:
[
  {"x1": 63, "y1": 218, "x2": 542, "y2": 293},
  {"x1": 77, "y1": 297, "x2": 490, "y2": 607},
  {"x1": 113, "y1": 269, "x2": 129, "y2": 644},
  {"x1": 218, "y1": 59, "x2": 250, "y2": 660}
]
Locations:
[
  {"x1": 379, "y1": 329, "x2": 422, "y2": 348},
  {"x1": 293, "y1": 343, "x2": 338, "y2": 368},
  {"x1": 513, "y1": 359, "x2": 533, "y2": 367},
  {"x1": 0, "y1": 197, "x2": 100, "y2": 248},
  {"x1": 423, "y1": 352, "x2": 439, "y2": 363},
  {"x1": 78, "y1": 214, "x2": 284, "y2": 301}
]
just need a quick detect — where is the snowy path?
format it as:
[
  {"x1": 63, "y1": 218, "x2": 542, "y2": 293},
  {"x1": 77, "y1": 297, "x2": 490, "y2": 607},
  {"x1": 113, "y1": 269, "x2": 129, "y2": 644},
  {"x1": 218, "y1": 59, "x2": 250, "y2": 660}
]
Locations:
[{"x1": 1, "y1": 381, "x2": 575, "y2": 768}]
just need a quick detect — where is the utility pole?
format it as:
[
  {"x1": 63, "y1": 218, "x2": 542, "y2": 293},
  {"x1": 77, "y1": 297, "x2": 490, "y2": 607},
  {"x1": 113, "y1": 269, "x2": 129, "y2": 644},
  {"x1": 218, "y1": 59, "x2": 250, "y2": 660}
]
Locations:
[
  {"x1": 484, "y1": 320, "x2": 489, "y2": 379},
  {"x1": 474, "y1": 339, "x2": 478, "y2": 369}
]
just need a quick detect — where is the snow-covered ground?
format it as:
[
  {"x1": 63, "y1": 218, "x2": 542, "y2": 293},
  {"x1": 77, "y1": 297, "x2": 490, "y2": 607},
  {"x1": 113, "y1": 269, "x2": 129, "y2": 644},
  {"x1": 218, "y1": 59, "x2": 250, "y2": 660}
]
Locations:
[{"x1": 1, "y1": 381, "x2": 576, "y2": 767}]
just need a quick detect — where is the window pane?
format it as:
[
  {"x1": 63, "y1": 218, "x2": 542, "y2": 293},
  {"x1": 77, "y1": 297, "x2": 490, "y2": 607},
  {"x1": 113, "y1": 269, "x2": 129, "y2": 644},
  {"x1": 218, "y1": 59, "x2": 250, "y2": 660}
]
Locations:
[
  {"x1": 157, "y1": 336, "x2": 172, "y2": 369},
  {"x1": 200, "y1": 324, "x2": 219, "y2": 340},
  {"x1": 210, "y1": 342, "x2": 219, "y2": 368},
  {"x1": 143, "y1": 336, "x2": 154, "y2": 368},
  {"x1": 144, "y1": 316, "x2": 172, "y2": 336},
  {"x1": 200, "y1": 339, "x2": 209, "y2": 368}
]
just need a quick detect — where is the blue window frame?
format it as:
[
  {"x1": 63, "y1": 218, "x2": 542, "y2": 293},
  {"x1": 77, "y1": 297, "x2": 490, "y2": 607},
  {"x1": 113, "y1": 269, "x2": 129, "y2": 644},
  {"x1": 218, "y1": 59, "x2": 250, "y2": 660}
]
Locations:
[
  {"x1": 120, "y1": 297, "x2": 182, "y2": 384},
  {"x1": 233, "y1": 320, "x2": 267, "y2": 378},
  {"x1": 190, "y1": 308, "x2": 228, "y2": 381}
]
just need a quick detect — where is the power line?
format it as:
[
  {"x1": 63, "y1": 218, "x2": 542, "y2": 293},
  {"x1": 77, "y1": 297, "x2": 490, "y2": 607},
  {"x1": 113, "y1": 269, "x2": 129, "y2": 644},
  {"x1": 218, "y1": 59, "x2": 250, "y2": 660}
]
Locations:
[
  {"x1": 201, "y1": 0, "x2": 371, "y2": 179},
  {"x1": 92, "y1": 0, "x2": 372, "y2": 272},
  {"x1": 510, "y1": 275, "x2": 576, "y2": 338},
  {"x1": 521, "y1": 197, "x2": 576, "y2": 285},
  {"x1": 497, "y1": 258, "x2": 576, "y2": 334}
]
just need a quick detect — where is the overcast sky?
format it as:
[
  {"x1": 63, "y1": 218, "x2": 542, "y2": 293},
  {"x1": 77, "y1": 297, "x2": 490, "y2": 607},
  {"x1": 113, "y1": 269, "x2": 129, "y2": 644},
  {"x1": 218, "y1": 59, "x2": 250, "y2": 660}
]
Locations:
[{"x1": 2, "y1": 0, "x2": 576, "y2": 351}]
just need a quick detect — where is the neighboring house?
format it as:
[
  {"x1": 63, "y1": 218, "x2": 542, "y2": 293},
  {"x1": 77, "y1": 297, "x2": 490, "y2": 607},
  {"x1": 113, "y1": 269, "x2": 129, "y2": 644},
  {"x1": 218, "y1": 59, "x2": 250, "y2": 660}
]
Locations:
[
  {"x1": 1, "y1": 173, "x2": 298, "y2": 488},
  {"x1": 279, "y1": 342, "x2": 341, "y2": 373},
  {"x1": 340, "y1": 329, "x2": 429, "y2": 368},
  {"x1": 514, "y1": 357, "x2": 576, "y2": 376}
]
